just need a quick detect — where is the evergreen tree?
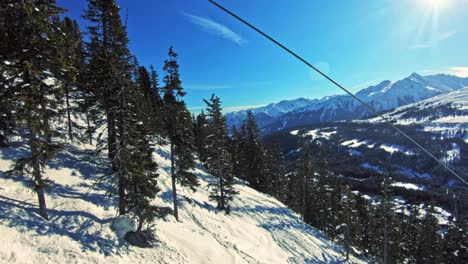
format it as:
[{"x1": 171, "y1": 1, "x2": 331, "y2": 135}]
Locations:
[
  {"x1": 60, "y1": 17, "x2": 87, "y2": 142},
  {"x1": 122, "y1": 102, "x2": 160, "y2": 232},
  {"x1": 162, "y1": 47, "x2": 198, "y2": 221},
  {"x1": 243, "y1": 111, "x2": 267, "y2": 191},
  {"x1": 442, "y1": 217, "x2": 468, "y2": 263},
  {"x1": 3, "y1": 0, "x2": 66, "y2": 220},
  {"x1": 401, "y1": 204, "x2": 420, "y2": 263},
  {"x1": 134, "y1": 65, "x2": 163, "y2": 135},
  {"x1": 194, "y1": 110, "x2": 208, "y2": 164},
  {"x1": 83, "y1": 0, "x2": 135, "y2": 215},
  {"x1": 354, "y1": 194, "x2": 372, "y2": 256},
  {"x1": 230, "y1": 124, "x2": 248, "y2": 181},
  {"x1": 264, "y1": 141, "x2": 287, "y2": 202},
  {"x1": 292, "y1": 128, "x2": 314, "y2": 220},
  {"x1": 415, "y1": 204, "x2": 442, "y2": 264},
  {"x1": 204, "y1": 94, "x2": 238, "y2": 213}
]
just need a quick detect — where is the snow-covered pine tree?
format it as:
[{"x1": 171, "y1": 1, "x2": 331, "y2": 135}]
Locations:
[
  {"x1": 162, "y1": 47, "x2": 198, "y2": 221},
  {"x1": 83, "y1": 0, "x2": 135, "y2": 215},
  {"x1": 229, "y1": 124, "x2": 248, "y2": 182},
  {"x1": 414, "y1": 203, "x2": 442, "y2": 264},
  {"x1": 401, "y1": 204, "x2": 420, "y2": 263},
  {"x1": 243, "y1": 111, "x2": 267, "y2": 192},
  {"x1": 263, "y1": 141, "x2": 288, "y2": 202},
  {"x1": 442, "y1": 216, "x2": 468, "y2": 263},
  {"x1": 204, "y1": 94, "x2": 238, "y2": 213},
  {"x1": 60, "y1": 17, "x2": 85, "y2": 142},
  {"x1": 134, "y1": 65, "x2": 163, "y2": 135},
  {"x1": 0, "y1": 2, "x2": 17, "y2": 146},
  {"x1": 121, "y1": 92, "x2": 160, "y2": 233},
  {"x1": 2, "y1": 0, "x2": 66, "y2": 220},
  {"x1": 194, "y1": 110, "x2": 208, "y2": 165},
  {"x1": 292, "y1": 128, "x2": 314, "y2": 221}
]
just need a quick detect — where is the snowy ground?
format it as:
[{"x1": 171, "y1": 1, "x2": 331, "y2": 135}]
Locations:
[{"x1": 0, "y1": 140, "x2": 364, "y2": 263}]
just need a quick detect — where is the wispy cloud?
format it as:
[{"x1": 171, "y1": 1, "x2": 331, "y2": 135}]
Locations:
[
  {"x1": 411, "y1": 30, "x2": 457, "y2": 49},
  {"x1": 183, "y1": 12, "x2": 246, "y2": 46},
  {"x1": 188, "y1": 104, "x2": 266, "y2": 114},
  {"x1": 184, "y1": 83, "x2": 230, "y2": 90},
  {"x1": 351, "y1": 79, "x2": 381, "y2": 90},
  {"x1": 223, "y1": 104, "x2": 266, "y2": 113},
  {"x1": 446, "y1": 66, "x2": 468, "y2": 78},
  {"x1": 420, "y1": 66, "x2": 468, "y2": 78}
]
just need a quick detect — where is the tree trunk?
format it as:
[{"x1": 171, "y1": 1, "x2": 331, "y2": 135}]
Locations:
[
  {"x1": 118, "y1": 170, "x2": 126, "y2": 215},
  {"x1": 86, "y1": 113, "x2": 92, "y2": 145},
  {"x1": 137, "y1": 216, "x2": 144, "y2": 232},
  {"x1": 65, "y1": 85, "x2": 73, "y2": 141},
  {"x1": 218, "y1": 155, "x2": 224, "y2": 210},
  {"x1": 29, "y1": 129, "x2": 48, "y2": 220},
  {"x1": 171, "y1": 141, "x2": 179, "y2": 221},
  {"x1": 107, "y1": 111, "x2": 116, "y2": 166}
]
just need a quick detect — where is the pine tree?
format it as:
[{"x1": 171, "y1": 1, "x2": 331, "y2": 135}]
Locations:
[
  {"x1": 83, "y1": 0, "x2": 135, "y2": 215},
  {"x1": 59, "y1": 17, "x2": 84, "y2": 142},
  {"x1": 162, "y1": 47, "x2": 198, "y2": 221},
  {"x1": 194, "y1": 110, "x2": 208, "y2": 164},
  {"x1": 229, "y1": 124, "x2": 248, "y2": 181},
  {"x1": 264, "y1": 141, "x2": 287, "y2": 202},
  {"x1": 204, "y1": 94, "x2": 238, "y2": 213},
  {"x1": 134, "y1": 65, "x2": 163, "y2": 135},
  {"x1": 354, "y1": 194, "x2": 372, "y2": 256},
  {"x1": 243, "y1": 111, "x2": 267, "y2": 191},
  {"x1": 122, "y1": 99, "x2": 160, "y2": 232},
  {"x1": 292, "y1": 128, "x2": 314, "y2": 220},
  {"x1": 401, "y1": 204, "x2": 420, "y2": 263},
  {"x1": 3, "y1": 0, "x2": 66, "y2": 220},
  {"x1": 442, "y1": 217, "x2": 468, "y2": 263},
  {"x1": 415, "y1": 203, "x2": 442, "y2": 264}
]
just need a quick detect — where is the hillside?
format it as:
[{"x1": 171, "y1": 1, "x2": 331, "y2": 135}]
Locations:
[{"x1": 0, "y1": 140, "x2": 363, "y2": 264}]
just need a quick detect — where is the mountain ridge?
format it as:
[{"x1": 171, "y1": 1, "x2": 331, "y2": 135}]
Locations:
[{"x1": 225, "y1": 73, "x2": 468, "y2": 134}]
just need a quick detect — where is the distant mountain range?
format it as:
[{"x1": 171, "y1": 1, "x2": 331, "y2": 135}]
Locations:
[{"x1": 225, "y1": 73, "x2": 468, "y2": 134}]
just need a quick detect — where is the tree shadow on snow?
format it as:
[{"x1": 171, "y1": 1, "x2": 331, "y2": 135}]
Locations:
[{"x1": 0, "y1": 194, "x2": 121, "y2": 256}]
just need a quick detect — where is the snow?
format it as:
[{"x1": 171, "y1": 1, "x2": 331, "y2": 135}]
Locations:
[
  {"x1": 0, "y1": 140, "x2": 364, "y2": 263},
  {"x1": 433, "y1": 115, "x2": 468, "y2": 123},
  {"x1": 290, "y1": 128, "x2": 336, "y2": 140},
  {"x1": 441, "y1": 143, "x2": 461, "y2": 164},
  {"x1": 42, "y1": 76, "x2": 57, "y2": 86},
  {"x1": 390, "y1": 182, "x2": 423, "y2": 191},
  {"x1": 379, "y1": 144, "x2": 414, "y2": 155},
  {"x1": 341, "y1": 139, "x2": 374, "y2": 148},
  {"x1": 395, "y1": 166, "x2": 431, "y2": 179},
  {"x1": 361, "y1": 163, "x2": 383, "y2": 173}
]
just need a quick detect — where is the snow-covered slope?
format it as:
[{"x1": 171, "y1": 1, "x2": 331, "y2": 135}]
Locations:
[
  {"x1": 0, "y1": 141, "x2": 363, "y2": 263},
  {"x1": 365, "y1": 87, "x2": 468, "y2": 139},
  {"x1": 226, "y1": 73, "x2": 468, "y2": 134}
]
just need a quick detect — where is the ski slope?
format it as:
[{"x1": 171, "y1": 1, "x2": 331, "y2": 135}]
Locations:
[{"x1": 0, "y1": 140, "x2": 364, "y2": 263}]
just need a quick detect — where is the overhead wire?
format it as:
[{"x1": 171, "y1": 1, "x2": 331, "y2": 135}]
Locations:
[{"x1": 207, "y1": 0, "x2": 468, "y2": 187}]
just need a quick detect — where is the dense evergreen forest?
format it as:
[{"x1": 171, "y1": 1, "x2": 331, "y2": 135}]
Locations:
[{"x1": 0, "y1": 0, "x2": 466, "y2": 262}]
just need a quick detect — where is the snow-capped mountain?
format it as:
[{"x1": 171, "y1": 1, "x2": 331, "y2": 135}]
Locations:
[
  {"x1": 225, "y1": 97, "x2": 318, "y2": 129},
  {"x1": 226, "y1": 73, "x2": 468, "y2": 134},
  {"x1": 365, "y1": 87, "x2": 468, "y2": 137}
]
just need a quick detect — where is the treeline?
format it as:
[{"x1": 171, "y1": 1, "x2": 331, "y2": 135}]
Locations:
[
  {"x1": 0, "y1": 0, "x2": 228, "y2": 243},
  {"x1": 261, "y1": 128, "x2": 468, "y2": 263}
]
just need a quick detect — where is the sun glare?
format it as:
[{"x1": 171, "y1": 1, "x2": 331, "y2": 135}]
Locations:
[
  {"x1": 428, "y1": 0, "x2": 446, "y2": 9},
  {"x1": 421, "y1": 0, "x2": 450, "y2": 11}
]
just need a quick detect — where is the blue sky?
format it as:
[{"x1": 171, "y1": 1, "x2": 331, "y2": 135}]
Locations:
[{"x1": 57, "y1": 0, "x2": 468, "y2": 113}]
